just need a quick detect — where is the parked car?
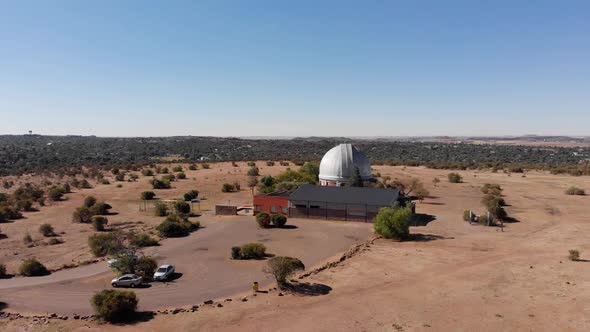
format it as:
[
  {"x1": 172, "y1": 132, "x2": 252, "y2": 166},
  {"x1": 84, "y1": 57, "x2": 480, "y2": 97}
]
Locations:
[
  {"x1": 111, "y1": 274, "x2": 142, "y2": 288},
  {"x1": 153, "y1": 264, "x2": 175, "y2": 281}
]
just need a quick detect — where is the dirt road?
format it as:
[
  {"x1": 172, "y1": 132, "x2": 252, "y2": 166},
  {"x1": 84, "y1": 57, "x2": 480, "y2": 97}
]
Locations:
[{"x1": 0, "y1": 217, "x2": 370, "y2": 315}]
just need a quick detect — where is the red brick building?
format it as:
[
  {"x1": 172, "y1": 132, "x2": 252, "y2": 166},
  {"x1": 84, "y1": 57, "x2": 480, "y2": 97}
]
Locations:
[{"x1": 253, "y1": 191, "x2": 290, "y2": 216}]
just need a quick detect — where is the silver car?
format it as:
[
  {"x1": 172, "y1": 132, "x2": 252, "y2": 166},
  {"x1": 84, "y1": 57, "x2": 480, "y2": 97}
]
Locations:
[
  {"x1": 111, "y1": 274, "x2": 142, "y2": 288},
  {"x1": 153, "y1": 265, "x2": 175, "y2": 281}
]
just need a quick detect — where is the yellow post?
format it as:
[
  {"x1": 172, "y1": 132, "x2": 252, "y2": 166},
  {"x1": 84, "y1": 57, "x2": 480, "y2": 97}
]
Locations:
[{"x1": 252, "y1": 281, "x2": 259, "y2": 292}]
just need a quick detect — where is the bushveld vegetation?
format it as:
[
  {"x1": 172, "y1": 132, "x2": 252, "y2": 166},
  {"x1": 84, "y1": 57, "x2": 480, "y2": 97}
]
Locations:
[
  {"x1": 91, "y1": 289, "x2": 138, "y2": 322},
  {"x1": 140, "y1": 191, "x2": 156, "y2": 200},
  {"x1": 565, "y1": 186, "x2": 585, "y2": 195},
  {"x1": 264, "y1": 256, "x2": 305, "y2": 288},
  {"x1": 72, "y1": 196, "x2": 112, "y2": 223},
  {"x1": 448, "y1": 173, "x2": 463, "y2": 183},
  {"x1": 156, "y1": 214, "x2": 199, "y2": 238},
  {"x1": 2, "y1": 136, "x2": 588, "y2": 177},
  {"x1": 256, "y1": 212, "x2": 271, "y2": 228},
  {"x1": 19, "y1": 258, "x2": 49, "y2": 276},
  {"x1": 231, "y1": 243, "x2": 267, "y2": 260},
  {"x1": 88, "y1": 233, "x2": 124, "y2": 257},
  {"x1": 374, "y1": 205, "x2": 413, "y2": 240},
  {"x1": 568, "y1": 249, "x2": 580, "y2": 261},
  {"x1": 258, "y1": 162, "x2": 319, "y2": 193},
  {"x1": 129, "y1": 233, "x2": 159, "y2": 247},
  {"x1": 271, "y1": 214, "x2": 288, "y2": 227}
]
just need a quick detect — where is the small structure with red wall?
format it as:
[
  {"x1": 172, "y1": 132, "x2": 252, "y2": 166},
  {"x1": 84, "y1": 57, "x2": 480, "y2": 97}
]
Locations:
[{"x1": 253, "y1": 191, "x2": 290, "y2": 216}]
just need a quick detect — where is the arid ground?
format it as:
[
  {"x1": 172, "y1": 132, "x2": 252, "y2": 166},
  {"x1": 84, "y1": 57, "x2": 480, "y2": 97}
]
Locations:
[{"x1": 1, "y1": 163, "x2": 590, "y2": 331}]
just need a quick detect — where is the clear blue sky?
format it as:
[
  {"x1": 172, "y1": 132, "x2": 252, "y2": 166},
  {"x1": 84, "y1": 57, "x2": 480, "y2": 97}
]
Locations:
[{"x1": 1, "y1": 1, "x2": 589, "y2": 137}]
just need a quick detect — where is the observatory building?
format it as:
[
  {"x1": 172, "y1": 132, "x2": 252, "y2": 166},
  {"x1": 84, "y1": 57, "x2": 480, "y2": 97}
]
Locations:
[{"x1": 319, "y1": 143, "x2": 372, "y2": 186}]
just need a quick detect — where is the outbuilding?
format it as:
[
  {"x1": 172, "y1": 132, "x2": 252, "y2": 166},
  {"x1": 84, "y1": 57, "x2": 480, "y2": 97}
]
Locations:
[{"x1": 253, "y1": 184, "x2": 400, "y2": 222}]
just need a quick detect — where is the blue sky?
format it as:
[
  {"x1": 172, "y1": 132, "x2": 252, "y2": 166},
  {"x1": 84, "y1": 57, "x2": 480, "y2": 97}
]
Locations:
[{"x1": 1, "y1": 1, "x2": 589, "y2": 137}]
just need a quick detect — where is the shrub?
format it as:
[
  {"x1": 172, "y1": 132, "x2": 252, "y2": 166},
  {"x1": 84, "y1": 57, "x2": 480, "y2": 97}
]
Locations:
[
  {"x1": 231, "y1": 246, "x2": 242, "y2": 259},
  {"x1": 130, "y1": 233, "x2": 159, "y2": 247},
  {"x1": 91, "y1": 289, "x2": 138, "y2": 322},
  {"x1": 48, "y1": 237, "x2": 63, "y2": 245},
  {"x1": 156, "y1": 215, "x2": 199, "y2": 238},
  {"x1": 266, "y1": 161, "x2": 275, "y2": 166},
  {"x1": 280, "y1": 161, "x2": 289, "y2": 166},
  {"x1": 188, "y1": 164, "x2": 198, "y2": 170},
  {"x1": 135, "y1": 256, "x2": 158, "y2": 280},
  {"x1": 72, "y1": 206, "x2": 93, "y2": 223},
  {"x1": 140, "y1": 191, "x2": 156, "y2": 200},
  {"x1": 19, "y1": 258, "x2": 49, "y2": 276},
  {"x1": 374, "y1": 206, "x2": 412, "y2": 240},
  {"x1": 154, "y1": 202, "x2": 168, "y2": 217},
  {"x1": 264, "y1": 256, "x2": 305, "y2": 287},
  {"x1": 246, "y1": 167, "x2": 260, "y2": 176},
  {"x1": 90, "y1": 202, "x2": 112, "y2": 215},
  {"x1": 478, "y1": 214, "x2": 491, "y2": 226},
  {"x1": 112, "y1": 254, "x2": 157, "y2": 280},
  {"x1": 481, "y1": 183, "x2": 503, "y2": 195},
  {"x1": 271, "y1": 214, "x2": 287, "y2": 228},
  {"x1": 183, "y1": 190, "x2": 199, "y2": 201},
  {"x1": 565, "y1": 186, "x2": 585, "y2": 196},
  {"x1": 23, "y1": 232, "x2": 33, "y2": 244},
  {"x1": 174, "y1": 200, "x2": 191, "y2": 215},
  {"x1": 233, "y1": 182, "x2": 241, "y2": 191},
  {"x1": 256, "y1": 213, "x2": 271, "y2": 228},
  {"x1": 240, "y1": 243, "x2": 267, "y2": 259},
  {"x1": 448, "y1": 173, "x2": 463, "y2": 183},
  {"x1": 48, "y1": 186, "x2": 66, "y2": 201},
  {"x1": 39, "y1": 223, "x2": 54, "y2": 237},
  {"x1": 99, "y1": 178, "x2": 110, "y2": 185},
  {"x1": 150, "y1": 178, "x2": 171, "y2": 189},
  {"x1": 247, "y1": 162, "x2": 256, "y2": 167},
  {"x1": 222, "y1": 183, "x2": 236, "y2": 193},
  {"x1": 115, "y1": 173, "x2": 125, "y2": 182},
  {"x1": 569, "y1": 249, "x2": 580, "y2": 261},
  {"x1": 84, "y1": 196, "x2": 97, "y2": 208},
  {"x1": 202, "y1": 163, "x2": 210, "y2": 169},
  {"x1": 88, "y1": 233, "x2": 123, "y2": 257},
  {"x1": 172, "y1": 166, "x2": 183, "y2": 172},
  {"x1": 142, "y1": 169, "x2": 154, "y2": 176},
  {"x1": 92, "y1": 216, "x2": 108, "y2": 231},
  {"x1": 0, "y1": 263, "x2": 6, "y2": 277},
  {"x1": 176, "y1": 172, "x2": 186, "y2": 180}
]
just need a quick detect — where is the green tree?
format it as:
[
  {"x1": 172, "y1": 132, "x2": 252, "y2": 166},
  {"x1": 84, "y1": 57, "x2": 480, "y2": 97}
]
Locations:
[{"x1": 374, "y1": 206, "x2": 412, "y2": 240}]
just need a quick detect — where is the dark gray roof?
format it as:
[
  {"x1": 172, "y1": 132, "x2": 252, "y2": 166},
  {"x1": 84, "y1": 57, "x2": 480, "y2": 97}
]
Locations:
[{"x1": 289, "y1": 184, "x2": 399, "y2": 206}]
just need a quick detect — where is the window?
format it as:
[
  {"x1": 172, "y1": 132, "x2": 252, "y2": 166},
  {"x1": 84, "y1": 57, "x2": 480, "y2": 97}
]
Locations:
[
  {"x1": 282, "y1": 207, "x2": 288, "y2": 213},
  {"x1": 271, "y1": 206, "x2": 278, "y2": 213}
]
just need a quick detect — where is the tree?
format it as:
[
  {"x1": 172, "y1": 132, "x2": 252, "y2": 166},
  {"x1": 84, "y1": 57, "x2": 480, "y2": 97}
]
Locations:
[
  {"x1": 91, "y1": 289, "x2": 138, "y2": 322},
  {"x1": 348, "y1": 167, "x2": 363, "y2": 187},
  {"x1": 48, "y1": 186, "x2": 66, "y2": 201},
  {"x1": 264, "y1": 256, "x2": 305, "y2": 288},
  {"x1": 247, "y1": 176, "x2": 258, "y2": 195},
  {"x1": 374, "y1": 206, "x2": 412, "y2": 240},
  {"x1": 183, "y1": 190, "x2": 199, "y2": 201},
  {"x1": 174, "y1": 200, "x2": 191, "y2": 215},
  {"x1": 154, "y1": 202, "x2": 168, "y2": 216},
  {"x1": 84, "y1": 196, "x2": 97, "y2": 208},
  {"x1": 92, "y1": 216, "x2": 108, "y2": 231}
]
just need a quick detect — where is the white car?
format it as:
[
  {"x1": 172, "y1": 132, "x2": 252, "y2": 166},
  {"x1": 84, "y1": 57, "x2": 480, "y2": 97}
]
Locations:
[
  {"x1": 153, "y1": 265, "x2": 175, "y2": 281},
  {"x1": 111, "y1": 274, "x2": 142, "y2": 288}
]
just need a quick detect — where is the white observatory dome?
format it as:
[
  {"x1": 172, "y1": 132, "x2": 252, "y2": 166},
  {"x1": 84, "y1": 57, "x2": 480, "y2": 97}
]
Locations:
[{"x1": 319, "y1": 144, "x2": 372, "y2": 186}]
